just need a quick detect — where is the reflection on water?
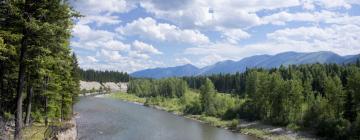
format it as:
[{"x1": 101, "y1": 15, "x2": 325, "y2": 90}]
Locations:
[{"x1": 74, "y1": 97, "x2": 258, "y2": 140}]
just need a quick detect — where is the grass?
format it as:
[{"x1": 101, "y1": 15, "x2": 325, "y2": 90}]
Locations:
[
  {"x1": 23, "y1": 123, "x2": 47, "y2": 140},
  {"x1": 145, "y1": 97, "x2": 184, "y2": 114},
  {"x1": 187, "y1": 115, "x2": 239, "y2": 128},
  {"x1": 108, "y1": 92, "x2": 146, "y2": 103}
]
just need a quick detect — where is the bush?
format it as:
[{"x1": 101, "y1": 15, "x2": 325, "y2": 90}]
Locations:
[
  {"x1": 316, "y1": 118, "x2": 351, "y2": 139},
  {"x1": 238, "y1": 101, "x2": 258, "y2": 121},
  {"x1": 4, "y1": 112, "x2": 13, "y2": 121},
  {"x1": 184, "y1": 101, "x2": 202, "y2": 115},
  {"x1": 350, "y1": 115, "x2": 360, "y2": 139}
]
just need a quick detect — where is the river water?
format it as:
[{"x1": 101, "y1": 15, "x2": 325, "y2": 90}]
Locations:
[{"x1": 74, "y1": 96, "x2": 258, "y2": 140}]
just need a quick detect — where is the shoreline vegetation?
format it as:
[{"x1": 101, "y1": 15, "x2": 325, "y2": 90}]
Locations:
[
  {"x1": 122, "y1": 63, "x2": 360, "y2": 140},
  {"x1": 106, "y1": 92, "x2": 316, "y2": 140}
]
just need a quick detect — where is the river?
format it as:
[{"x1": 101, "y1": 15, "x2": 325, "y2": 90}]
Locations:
[{"x1": 74, "y1": 96, "x2": 258, "y2": 140}]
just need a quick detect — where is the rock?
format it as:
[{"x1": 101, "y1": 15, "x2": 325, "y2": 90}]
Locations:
[
  {"x1": 0, "y1": 116, "x2": 14, "y2": 140},
  {"x1": 45, "y1": 119, "x2": 77, "y2": 140},
  {"x1": 80, "y1": 81, "x2": 128, "y2": 93}
]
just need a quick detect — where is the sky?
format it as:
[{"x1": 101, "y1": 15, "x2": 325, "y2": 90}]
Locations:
[{"x1": 69, "y1": 0, "x2": 360, "y2": 72}]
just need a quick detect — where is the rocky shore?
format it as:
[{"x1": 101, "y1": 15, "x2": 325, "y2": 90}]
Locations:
[
  {"x1": 0, "y1": 116, "x2": 14, "y2": 140},
  {"x1": 0, "y1": 116, "x2": 77, "y2": 140}
]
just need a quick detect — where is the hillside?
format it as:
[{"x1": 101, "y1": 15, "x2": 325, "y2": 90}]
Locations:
[{"x1": 131, "y1": 51, "x2": 360, "y2": 78}]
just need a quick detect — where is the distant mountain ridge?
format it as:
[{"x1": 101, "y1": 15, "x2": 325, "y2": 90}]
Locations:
[
  {"x1": 131, "y1": 64, "x2": 200, "y2": 79},
  {"x1": 131, "y1": 51, "x2": 360, "y2": 79}
]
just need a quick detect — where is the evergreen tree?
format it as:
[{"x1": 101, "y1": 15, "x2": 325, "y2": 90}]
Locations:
[
  {"x1": 200, "y1": 78, "x2": 217, "y2": 116},
  {"x1": 0, "y1": 1, "x2": 79, "y2": 139}
]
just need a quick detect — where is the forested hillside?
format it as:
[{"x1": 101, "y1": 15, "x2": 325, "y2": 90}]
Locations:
[
  {"x1": 0, "y1": 1, "x2": 79, "y2": 139},
  {"x1": 131, "y1": 51, "x2": 360, "y2": 78},
  {"x1": 79, "y1": 69, "x2": 130, "y2": 82},
  {"x1": 127, "y1": 62, "x2": 360, "y2": 139}
]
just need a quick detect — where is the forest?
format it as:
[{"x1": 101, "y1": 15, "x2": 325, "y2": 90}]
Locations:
[
  {"x1": 0, "y1": 1, "x2": 79, "y2": 139},
  {"x1": 127, "y1": 62, "x2": 360, "y2": 139},
  {"x1": 79, "y1": 69, "x2": 130, "y2": 83}
]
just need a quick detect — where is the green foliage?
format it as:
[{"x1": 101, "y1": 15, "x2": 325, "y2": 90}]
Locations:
[
  {"x1": 128, "y1": 78, "x2": 188, "y2": 98},
  {"x1": 110, "y1": 92, "x2": 146, "y2": 103},
  {"x1": 4, "y1": 112, "x2": 14, "y2": 121},
  {"x1": 200, "y1": 78, "x2": 217, "y2": 116},
  {"x1": 182, "y1": 63, "x2": 360, "y2": 139},
  {"x1": 182, "y1": 90, "x2": 202, "y2": 115},
  {"x1": 350, "y1": 115, "x2": 360, "y2": 139},
  {"x1": 0, "y1": 1, "x2": 80, "y2": 136},
  {"x1": 79, "y1": 69, "x2": 129, "y2": 82}
]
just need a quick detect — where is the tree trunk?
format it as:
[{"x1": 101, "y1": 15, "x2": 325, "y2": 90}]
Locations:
[
  {"x1": 14, "y1": 29, "x2": 27, "y2": 140},
  {"x1": 25, "y1": 85, "x2": 33, "y2": 126},
  {"x1": 45, "y1": 97, "x2": 48, "y2": 126},
  {"x1": 0, "y1": 62, "x2": 4, "y2": 111},
  {"x1": 61, "y1": 92, "x2": 64, "y2": 121},
  {"x1": 15, "y1": 0, "x2": 31, "y2": 139},
  {"x1": 44, "y1": 76, "x2": 49, "y2": 126}
]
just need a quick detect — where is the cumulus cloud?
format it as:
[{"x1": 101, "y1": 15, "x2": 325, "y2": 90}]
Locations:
[
  {"x1": 71, "y1": 0, "x2": 135, "y2": 26},
  {"x1": 310, "y1": 0, "x2": 351, "y2": 9},
  {"x1": 129, "y1": 40, "x2": 162, "y2": 59},
  {"x1": 96, "y1": 49, "x2": 124, "y2": 61},
  {"x1": 71, "y1": 0, "x2": 135, "y2": 15},
  {"x1": 262, "y1": 10, "x2": 340, "y2": 25},
  {"x1": 266, "y1": 24, "x2": 360, "y2": 55},
  {"x1": 185, "y1": 23, "x2": 360, "y2": 66},
  {"x1": 117, "y1": 17, "x2": 210, "y2": 45},
  {"x1": 132, "y1": 40, "x2": 162, "y2": 55},
  {"x1": 79, "y1": 59, "x2": 164, "y2": 72},
  {"x1": 70, "y1": 0, "x2": 360, "y2": 72},
  {"x1": 77, "y1": 15, "x2": 122, "y2": 26},
  {"x1": 219, "y1": 28, "x2": 251, "y2": 44},
  {"x1": 71, "y1": 24, "x2": 130, "y2": 51},
  {"x1": 175, "y1": 57, "x2": 192, "y2": 65},
  {"x1": 139, "y1": 0, "x2": 300, "y2": 28},
  {"x1": 197, "y1": 54, "x2": 226, "y2": 67}
]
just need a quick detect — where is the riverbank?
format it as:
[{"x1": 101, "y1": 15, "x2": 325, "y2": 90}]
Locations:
[
  {"x1": 22, "y1": 118, "x2": 77, "y2": 140},
  {"x1": 107, "y1": 92, "x2": 317, "y2": 140}
]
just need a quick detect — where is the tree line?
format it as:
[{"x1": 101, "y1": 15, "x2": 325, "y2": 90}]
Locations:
[
  {"x1": 0, "y1": 1, "x2": 79, "y2": 139},
  {"x1": 128, "y1": 78, "x2": 187, "y2": 98},
  {"x1": 128, "y1": 63, "x2": 360, "y2": 139},
  {"x1": 79, "y1": 69, "x2": 130, "y2": 83}
]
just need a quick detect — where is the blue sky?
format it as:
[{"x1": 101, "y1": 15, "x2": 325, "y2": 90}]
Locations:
[{"x1": 70, "y1": 0, "x2": 360, "y2": 72}]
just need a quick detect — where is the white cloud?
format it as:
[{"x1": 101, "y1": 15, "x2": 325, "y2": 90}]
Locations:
[
  {"x1": 262, "y1": 10, "x2": 340, "y2": 25},
  {"x1": 325, "y1": 15, "x2": 360, "y2": 26},
  {"x1": 71, "y1": 0, "x2": 360, "y2": 72},
  {"x1": 72, "y1": 24, "x2": 115, "y2": 42},
  {"x1": 197, "y1": 54, "x2": 226, "y2": 67},
  {"x1": 315, "y1": 0, "x2": 351, "y2": 9},
  {"x1": 77, "y1": 15, "x2": 122, "y2": 26},
  {"x1": 79, "y1": 56, "x2": 164, "y2": 72},
  {"x1": 86, "y1": 56, "x2": 98, "y2": 62},
  {"x1": 132, "y1": 40, "x2": 162, "y2": 55},
  {"x1": 219, "y1": 28, "x2": 251, "y2": 44},
  {"x1": 185, "y1": 43, "x2": 248, "y2": 60},
  {"x1": 129, "y1": 40, "x2": 162, "y2": 59},
  {"x1": 140, "y1": 0, "x2": 300, "y2": 28},
  {"x1": 175, "y1": 57, "x2": 192, "y2": 65},
  {"x1": 72, "y1": 24, "x2": 130, "y2": 52},
  {"x1": 117, "y1": 17, "x2": 210, "y2": 45},
  {"x1": 302, "y1": 0, "x2": 316, "y2": 10},
  {"x1": 185, "y1": 23, "x2": 360, "y2": 65},
  {"x1": 71, "y1": 0, "x2": 136, "y2": 27},
  {"x1": 71, "y1": 0, "x2": 135, "y2": 15},
  {"x1": 97, "y1": 49, "x2": 124, "y2": 61},
  {"x1": 266, "y1": 24, "x2": 360, "y2": 55}
]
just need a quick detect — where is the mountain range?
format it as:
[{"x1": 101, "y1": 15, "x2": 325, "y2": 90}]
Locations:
[{"x1": 131, "y1": 51, "x2": 360, "y2": 79}]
